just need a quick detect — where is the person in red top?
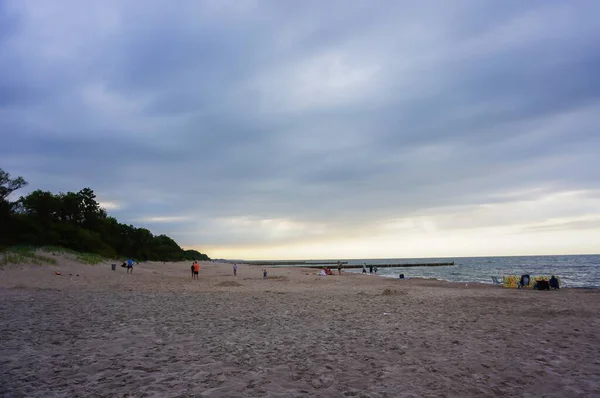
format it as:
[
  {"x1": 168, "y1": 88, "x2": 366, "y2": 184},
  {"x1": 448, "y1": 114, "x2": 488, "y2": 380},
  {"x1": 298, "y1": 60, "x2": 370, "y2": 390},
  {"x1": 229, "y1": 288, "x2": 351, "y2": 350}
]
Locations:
[{"x1": 193, "y1": 261, "x2": 200, "y2": 279}]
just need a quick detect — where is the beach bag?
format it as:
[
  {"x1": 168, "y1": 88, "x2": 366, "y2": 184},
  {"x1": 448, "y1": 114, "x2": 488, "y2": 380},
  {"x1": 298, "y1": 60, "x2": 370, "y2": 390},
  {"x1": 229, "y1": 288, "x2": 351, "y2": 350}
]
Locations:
[{"x1": 535, "y1": 280, "x2": 550, "y2": 290}]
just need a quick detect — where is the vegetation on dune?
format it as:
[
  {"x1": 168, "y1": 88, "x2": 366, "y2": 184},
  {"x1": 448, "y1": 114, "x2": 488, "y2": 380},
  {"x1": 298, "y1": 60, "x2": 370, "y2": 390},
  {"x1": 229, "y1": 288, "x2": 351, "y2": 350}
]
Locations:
[
  {"x1": 0, "y1": 246, "x2": 57, "y2": 266},
  {"x1": 0, "y1": 168, "x2": 210, "y2": 263},
  {"x1": 1, "y1": 246, "x2": 56, "y2": 266}
]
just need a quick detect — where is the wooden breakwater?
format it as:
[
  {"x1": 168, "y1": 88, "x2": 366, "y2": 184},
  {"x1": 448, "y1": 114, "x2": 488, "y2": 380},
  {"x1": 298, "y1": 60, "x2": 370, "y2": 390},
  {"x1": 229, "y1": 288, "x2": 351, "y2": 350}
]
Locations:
[
  {"x1": 240, "y1": 261, "x2": 454, "y2": 268},
  {"x1": 243, "y1": 261, "x2": 349, "y2": 266},
  {"x1": 301, "y1": 262, "x2": 455, "y2": 269}
]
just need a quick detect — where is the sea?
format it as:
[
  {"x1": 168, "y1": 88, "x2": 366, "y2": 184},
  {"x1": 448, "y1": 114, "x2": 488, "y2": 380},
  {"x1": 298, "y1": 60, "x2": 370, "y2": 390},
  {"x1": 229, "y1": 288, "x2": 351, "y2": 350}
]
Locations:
[{"x1": 273, "y1": 255, "x2": 600, "y2": 288}]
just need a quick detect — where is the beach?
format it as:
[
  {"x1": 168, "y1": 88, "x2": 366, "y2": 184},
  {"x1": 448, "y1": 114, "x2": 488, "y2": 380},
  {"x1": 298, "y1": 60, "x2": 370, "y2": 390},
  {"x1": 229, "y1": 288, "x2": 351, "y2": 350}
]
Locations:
[{"x1": 1, "y1": 256, "x2": 599, "y2": 397}]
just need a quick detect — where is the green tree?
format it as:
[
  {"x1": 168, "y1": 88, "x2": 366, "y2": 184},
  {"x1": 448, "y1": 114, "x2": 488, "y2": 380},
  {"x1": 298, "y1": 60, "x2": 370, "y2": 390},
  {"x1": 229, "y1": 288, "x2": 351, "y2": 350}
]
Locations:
[
  {"x1": 17, "y1": 190, "x2": 60, "y2": 224},
  {"x1": 1, "y1": 168, "x2": 211, "y2": 261},
  {"x1": 0, "y1": 168, "x2": 28, "y2": 202},
  {"x1": 0, "y1": 168, "x2": 28, "y2": 247}
]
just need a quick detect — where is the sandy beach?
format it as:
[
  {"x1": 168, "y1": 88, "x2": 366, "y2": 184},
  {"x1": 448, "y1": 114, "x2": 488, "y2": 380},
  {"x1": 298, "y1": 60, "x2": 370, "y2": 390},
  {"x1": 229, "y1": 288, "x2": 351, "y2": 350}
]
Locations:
[{"x1": 1, "y1": 255, "x2": 599, "y2": 397}]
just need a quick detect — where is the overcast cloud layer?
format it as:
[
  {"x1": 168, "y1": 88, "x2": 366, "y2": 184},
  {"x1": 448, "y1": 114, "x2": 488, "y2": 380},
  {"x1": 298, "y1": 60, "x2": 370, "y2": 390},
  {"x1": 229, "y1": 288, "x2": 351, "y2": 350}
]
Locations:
[{"x1": 2, "y1": 0, "x2": 600, "y2": 259}]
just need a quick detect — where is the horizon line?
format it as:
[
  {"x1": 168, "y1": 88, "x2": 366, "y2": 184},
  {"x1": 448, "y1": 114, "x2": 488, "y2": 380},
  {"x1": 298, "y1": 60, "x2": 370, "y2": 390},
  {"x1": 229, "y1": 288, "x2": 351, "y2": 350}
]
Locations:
[{"x1": 210, "y1": 252, "x2": 600, "y2": 262}]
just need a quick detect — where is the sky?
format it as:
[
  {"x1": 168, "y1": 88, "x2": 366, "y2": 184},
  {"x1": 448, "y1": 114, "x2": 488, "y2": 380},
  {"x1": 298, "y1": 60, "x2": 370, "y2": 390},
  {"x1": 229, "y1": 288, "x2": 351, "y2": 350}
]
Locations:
[{"x1": 1, "y1": 0, "x2": 600, "y2": 260}]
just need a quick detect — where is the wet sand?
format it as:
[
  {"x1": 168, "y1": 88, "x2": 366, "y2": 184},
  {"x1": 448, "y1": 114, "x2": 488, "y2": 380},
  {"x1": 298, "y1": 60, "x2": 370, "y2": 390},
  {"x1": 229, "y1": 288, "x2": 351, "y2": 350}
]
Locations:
[{"x1": 1, "y1": 256, "x2": 599, "y2": 397}]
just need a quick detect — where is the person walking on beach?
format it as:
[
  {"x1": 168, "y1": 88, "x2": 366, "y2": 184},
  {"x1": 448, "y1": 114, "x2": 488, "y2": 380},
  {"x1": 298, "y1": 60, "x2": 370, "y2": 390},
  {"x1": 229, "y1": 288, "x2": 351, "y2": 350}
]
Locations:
[
  {"x1": 369, "y1": 264, "x2": 373, "y2": 274},
  {"x1": 126, "y1": 259, "x2": 134, "y2": 274},
  {"x1": 362, "y1": 263, "x2": 367, "y2": 274},
  {"x1": 233, "y1": 263, "x2": 238, "y2": 276},
  {"x1": 193, "y1": 261, "x2": 200, "y2": 279},
  {"x1": 337, "y1": 261, "x2": 343, "y2": 275},
  {"x1": 191, "y1": 262, "x2": 195, "y2": 278},
  {"x1": 374, "y1": 266, "x2": 378, "y2": 274},
  {"x1": 263, "y1": 269, "x2": 268, "y2": 279}
]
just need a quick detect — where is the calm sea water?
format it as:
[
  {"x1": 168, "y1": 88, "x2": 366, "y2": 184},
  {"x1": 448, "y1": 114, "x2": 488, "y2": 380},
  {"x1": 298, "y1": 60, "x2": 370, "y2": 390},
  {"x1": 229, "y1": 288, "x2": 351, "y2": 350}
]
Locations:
[{"x1": 277, "y1": 255, "x2": 600, "y2": 288}]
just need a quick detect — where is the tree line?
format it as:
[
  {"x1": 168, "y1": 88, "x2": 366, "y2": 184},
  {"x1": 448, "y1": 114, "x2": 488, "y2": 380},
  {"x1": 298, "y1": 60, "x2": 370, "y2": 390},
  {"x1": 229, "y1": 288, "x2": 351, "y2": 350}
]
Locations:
[{"x1": 0, "y1": 168, "x2": 209, "y2": 262}]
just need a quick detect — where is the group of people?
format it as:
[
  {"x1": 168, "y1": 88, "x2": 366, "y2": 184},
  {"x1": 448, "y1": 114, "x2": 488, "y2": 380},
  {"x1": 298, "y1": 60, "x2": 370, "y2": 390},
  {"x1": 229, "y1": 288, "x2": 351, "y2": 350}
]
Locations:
[
  {"x1": 321, "y1": 262, "x2": 344, "y2": 276},
  {"x1": 190, "y1": 261, "x2": 200, "y2": 279},
  {"x1": 518, "y1": 274, "x2": 561, "y2": 290},
  {"x1": 190, "y1": 262, "x2": 241, "y2": 279},
  {"x1": 187, "y1": 262, "x2": 274, "y2": 280},
  {"x1": 362, "y1": 263, "x2": 378, "y2": 274},
  {"x1": 319, "y1": 262, "x2": 382, "y2": 276}
]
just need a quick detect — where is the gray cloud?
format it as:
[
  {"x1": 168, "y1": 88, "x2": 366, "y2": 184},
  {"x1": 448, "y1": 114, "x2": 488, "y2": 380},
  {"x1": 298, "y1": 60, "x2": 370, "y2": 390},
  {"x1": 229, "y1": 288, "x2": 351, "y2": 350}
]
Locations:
[{"x1": 2, "y1": 0, "x2": 600, "y2": 255}]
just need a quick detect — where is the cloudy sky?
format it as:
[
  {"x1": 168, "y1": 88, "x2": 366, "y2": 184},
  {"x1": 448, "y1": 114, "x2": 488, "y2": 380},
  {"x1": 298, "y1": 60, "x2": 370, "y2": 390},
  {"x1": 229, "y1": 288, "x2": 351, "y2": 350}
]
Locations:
[{"x1": 2, "y1": 0, "x2": 599, "y2": 260}]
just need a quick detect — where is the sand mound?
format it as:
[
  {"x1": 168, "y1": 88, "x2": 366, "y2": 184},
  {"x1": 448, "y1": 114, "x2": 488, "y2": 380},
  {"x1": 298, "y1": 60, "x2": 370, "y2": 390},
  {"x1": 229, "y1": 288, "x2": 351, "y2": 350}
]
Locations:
[
  {"x1": 381, "y1": 288, "x2": 406, "y2": 296},
  {"x1": 216, "y1": 281, "x2": 243, "y2": 287},
  {"x1": 268, "y1": 276, "x2": 289, "y2": 281}
]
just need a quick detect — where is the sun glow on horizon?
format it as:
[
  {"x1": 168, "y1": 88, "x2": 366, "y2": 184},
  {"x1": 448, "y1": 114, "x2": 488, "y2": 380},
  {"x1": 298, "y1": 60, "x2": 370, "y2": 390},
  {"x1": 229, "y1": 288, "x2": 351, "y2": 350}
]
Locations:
[{"x1": 186, "y1": 190, "x2": 600, "y2": 260}]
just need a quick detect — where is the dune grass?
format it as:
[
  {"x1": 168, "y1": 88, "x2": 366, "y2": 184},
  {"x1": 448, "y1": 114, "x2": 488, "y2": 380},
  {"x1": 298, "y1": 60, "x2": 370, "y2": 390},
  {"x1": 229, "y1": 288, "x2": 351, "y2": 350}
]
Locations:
[
  {"x1": 0, "y1": 246, "x2": 108, "y2": 266},
  {"x1": 41, "y1": 245, "x2": 77, "y2": 255},
  {"x1": 74, "y1": 252, "x2": 105, "y2": 265},
  {"x1": 41, "y1": 246, "x2": 108, "y2": 265},
  {"x1": 0, "y1": 246, "x2": 57, "y2": 266}
]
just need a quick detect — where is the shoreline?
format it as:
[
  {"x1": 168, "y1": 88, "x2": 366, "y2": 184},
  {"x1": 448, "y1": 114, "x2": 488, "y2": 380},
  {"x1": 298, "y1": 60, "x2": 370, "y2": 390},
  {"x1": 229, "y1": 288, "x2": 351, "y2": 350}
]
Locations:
[
  {"x1": 235, "y1": 254, "x2": 600, "y2": 289},
  {"x1": 1, "y1": 260, "x2": 595, "y2": 290},
  {"x1": 262, "y1": 265, "x2": 595, "y2": 289}
]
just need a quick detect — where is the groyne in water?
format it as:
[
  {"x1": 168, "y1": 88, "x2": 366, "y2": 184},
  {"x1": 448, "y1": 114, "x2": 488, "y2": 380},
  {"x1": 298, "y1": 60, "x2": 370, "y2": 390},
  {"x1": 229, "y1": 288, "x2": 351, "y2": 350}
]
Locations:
[
  {"x1": 301, "y1": 262, "x2": 455, "y2": 269},
  {"x1": 241, "y1": 261, "x2": 455, "y2": 268},
  {"x1": 243, "y1": 261, "x2": 348, "y2": 266}
]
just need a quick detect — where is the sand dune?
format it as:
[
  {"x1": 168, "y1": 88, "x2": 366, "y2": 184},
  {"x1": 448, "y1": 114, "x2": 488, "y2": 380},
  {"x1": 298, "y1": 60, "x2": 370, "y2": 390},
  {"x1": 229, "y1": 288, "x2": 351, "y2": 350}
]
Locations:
[{"x1": 1, "y1": 256, "x2": 599, "y2": 397}]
